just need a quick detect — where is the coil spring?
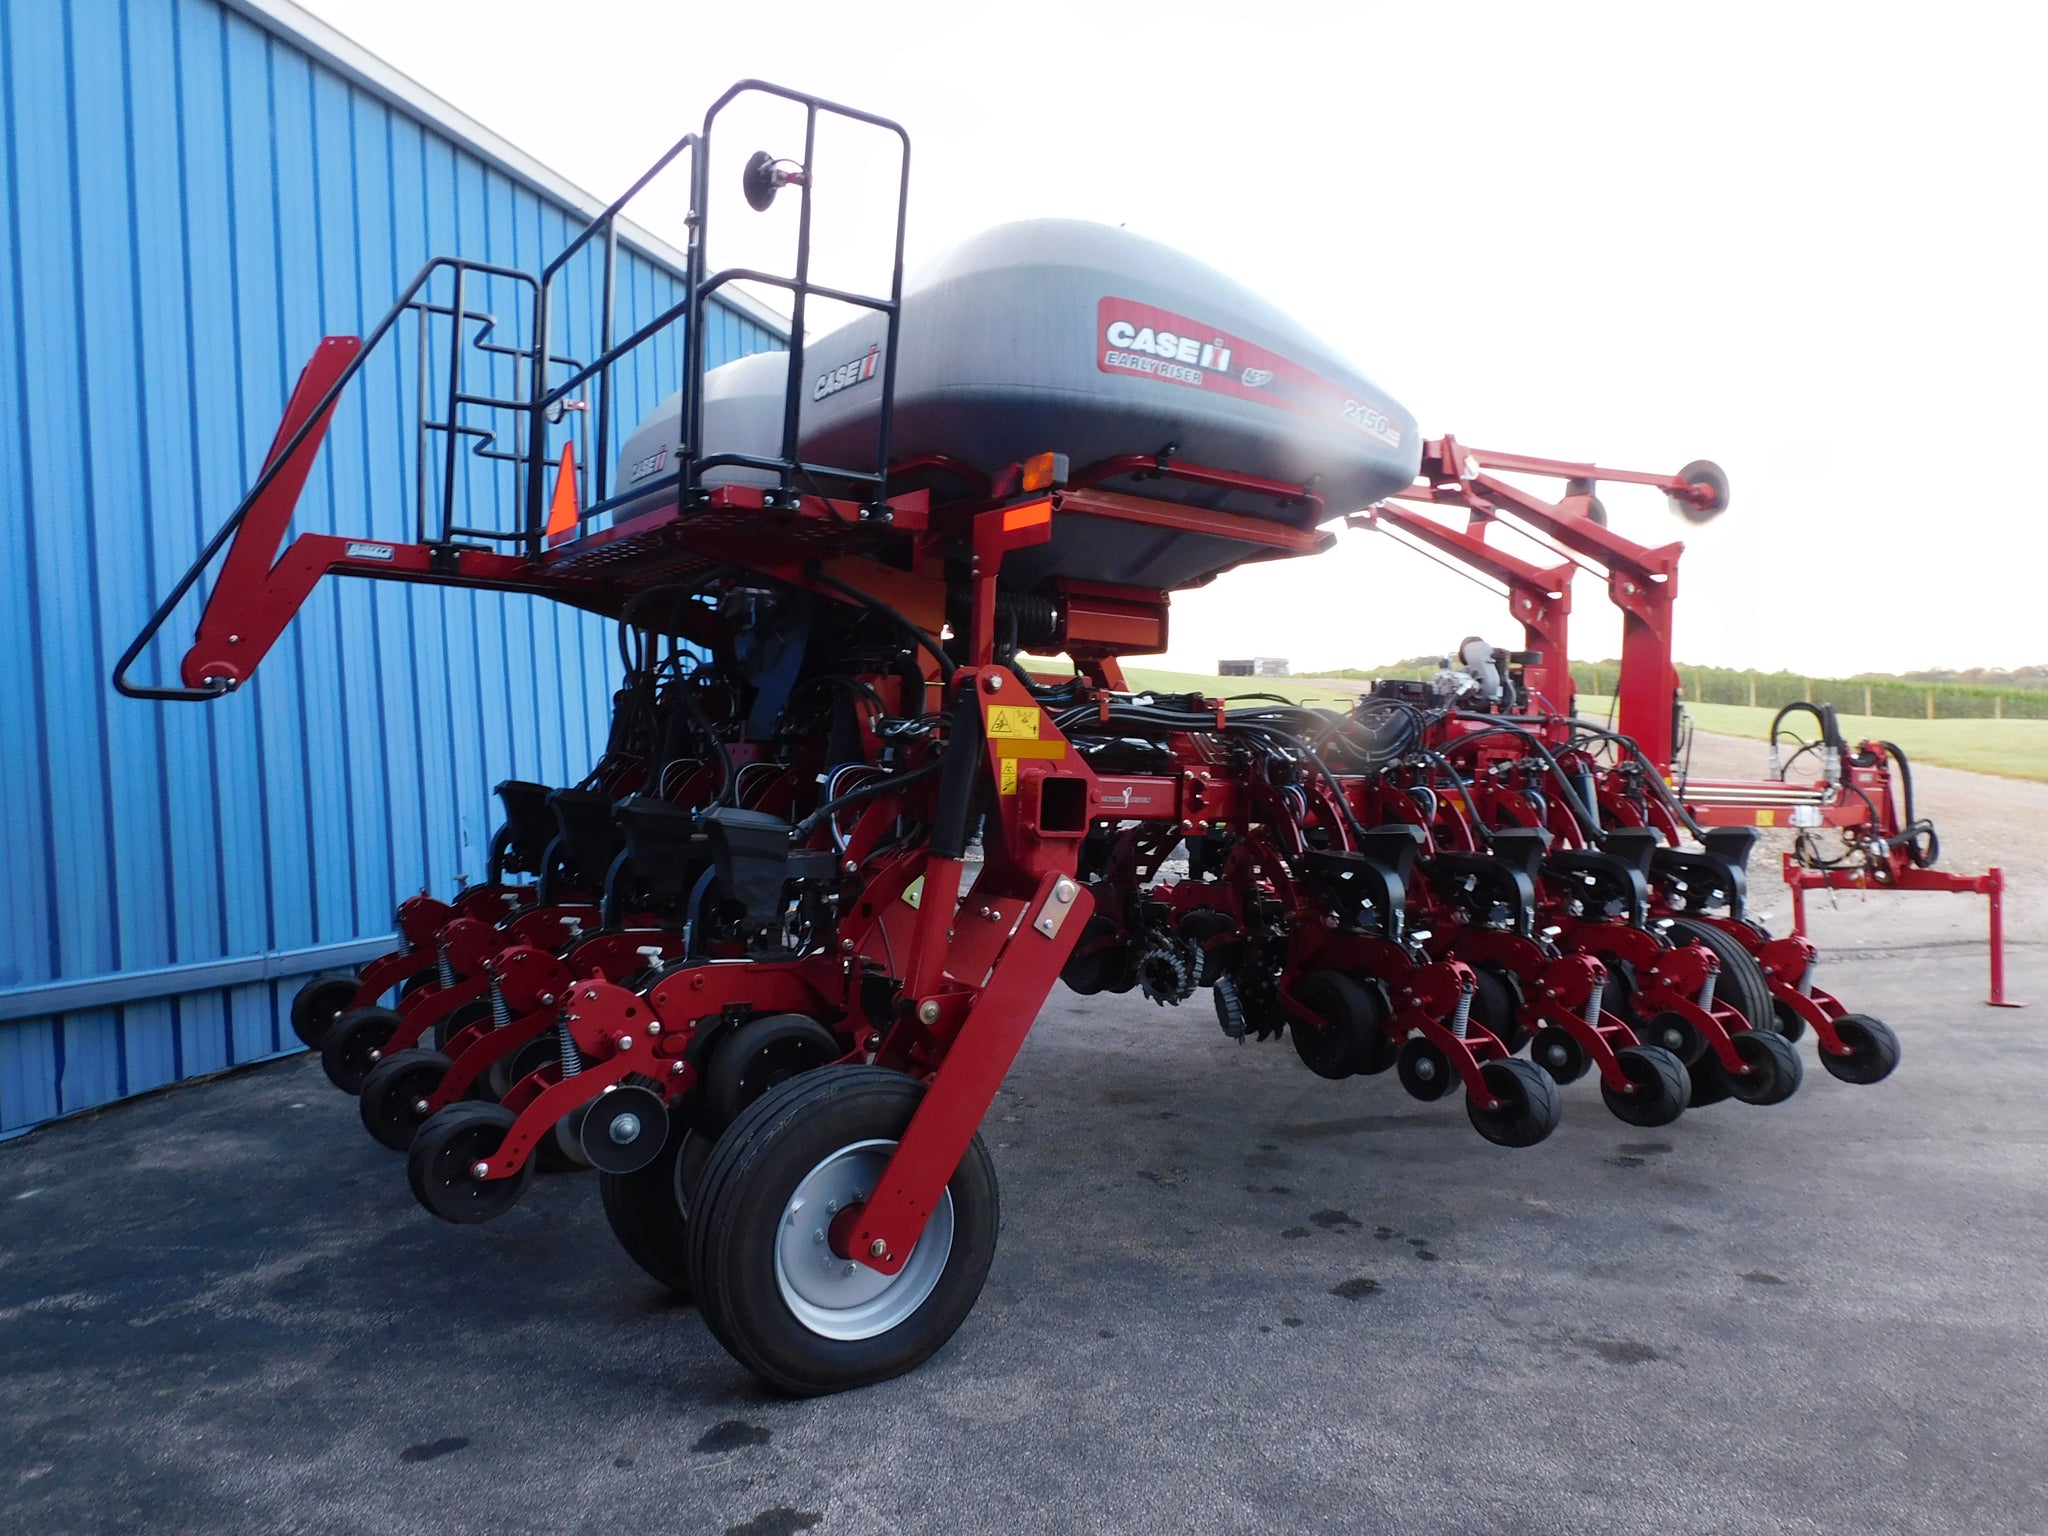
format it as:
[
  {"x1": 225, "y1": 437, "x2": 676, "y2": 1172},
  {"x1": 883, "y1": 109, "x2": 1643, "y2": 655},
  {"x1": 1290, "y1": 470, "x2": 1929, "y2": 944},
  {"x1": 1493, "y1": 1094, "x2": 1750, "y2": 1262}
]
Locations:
[
  {"x1": 396, "y1": 929, "x2": 412, "y2": 956},
  {"x1": 437, "y1": 947, "x2": 456, "y2": 990},
  {"x1": 1449, "y1": 984, "x2": 1473, "y2": 1040},
  {"x1": 1798, "y1": 959, "x2": 1817, "y2": 995},
  {"x1": 489, "y1": 978, "x2": 510, "y2": 1030},
  {"x1": 1582, "y1": 977, "x2": 1605, "y2": 1029},
  {"x1": 557, "y1": 1020, "x2": 582, "y2": 1077},
  {"x1": 1697, "y1": 973, "x2": 1717, "y2": 1011}
]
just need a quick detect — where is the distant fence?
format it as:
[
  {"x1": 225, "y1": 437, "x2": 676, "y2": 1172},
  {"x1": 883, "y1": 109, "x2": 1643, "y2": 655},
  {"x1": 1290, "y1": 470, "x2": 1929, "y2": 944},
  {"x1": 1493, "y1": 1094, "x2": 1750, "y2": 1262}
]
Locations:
[{"x1": 1573, "y1": 664, "x2": 2048, "y2": 722}]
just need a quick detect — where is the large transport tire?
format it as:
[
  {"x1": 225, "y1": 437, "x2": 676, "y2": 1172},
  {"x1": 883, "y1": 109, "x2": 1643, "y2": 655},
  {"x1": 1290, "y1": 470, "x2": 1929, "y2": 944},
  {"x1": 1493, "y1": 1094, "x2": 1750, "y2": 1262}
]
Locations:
[
  {"x1": 599, "y1": 1123, "x2": 714, "y2": 1299},
  {"x1": 290, "y1": 972, "x2": 360, "y2": 1051},
  {"x1": 1664, "y1": 918, "x2": 1773, "y2": 1034},
  {"x1": 687, "y1": 1066, "x2": 999, "y2": 1396}
]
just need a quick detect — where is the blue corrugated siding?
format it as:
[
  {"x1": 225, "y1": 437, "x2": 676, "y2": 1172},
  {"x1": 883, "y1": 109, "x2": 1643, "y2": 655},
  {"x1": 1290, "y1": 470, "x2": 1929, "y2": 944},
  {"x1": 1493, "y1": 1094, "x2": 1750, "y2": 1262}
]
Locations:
[{"x1": 0, "y1": 0, "x2": 782, "y2": 1134}]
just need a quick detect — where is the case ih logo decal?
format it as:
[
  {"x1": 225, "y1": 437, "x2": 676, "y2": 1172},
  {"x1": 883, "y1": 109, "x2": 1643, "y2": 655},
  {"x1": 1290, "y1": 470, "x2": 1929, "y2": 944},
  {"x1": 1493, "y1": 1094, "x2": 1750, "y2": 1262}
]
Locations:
[
  {"x1": 1097, "y1": 298, "x2": 1403, "y2": 450},
  {"x1": 813, "y1": 343, "x2": 881, "y2": 402}
]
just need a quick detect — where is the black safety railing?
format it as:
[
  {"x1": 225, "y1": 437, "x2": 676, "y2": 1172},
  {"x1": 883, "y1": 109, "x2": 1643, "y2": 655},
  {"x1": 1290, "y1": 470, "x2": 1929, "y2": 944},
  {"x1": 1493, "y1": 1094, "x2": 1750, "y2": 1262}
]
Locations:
[{"x1": 115, "y1": 80, "x2": 911, "y2": 701}]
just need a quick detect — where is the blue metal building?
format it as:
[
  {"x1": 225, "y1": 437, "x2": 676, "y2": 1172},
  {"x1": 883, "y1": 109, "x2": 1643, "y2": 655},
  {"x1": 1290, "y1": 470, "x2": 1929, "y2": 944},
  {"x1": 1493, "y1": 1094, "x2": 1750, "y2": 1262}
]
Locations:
[{"x1": 0, "y1": 0, "x2": 784, "y2": 1134}]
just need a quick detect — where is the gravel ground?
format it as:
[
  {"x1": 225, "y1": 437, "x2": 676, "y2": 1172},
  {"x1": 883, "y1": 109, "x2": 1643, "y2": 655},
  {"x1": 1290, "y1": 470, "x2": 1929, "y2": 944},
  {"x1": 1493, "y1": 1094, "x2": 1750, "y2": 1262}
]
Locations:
[{"x1": 1, "y1": 734, "x2": 2042, "y2": 1536}]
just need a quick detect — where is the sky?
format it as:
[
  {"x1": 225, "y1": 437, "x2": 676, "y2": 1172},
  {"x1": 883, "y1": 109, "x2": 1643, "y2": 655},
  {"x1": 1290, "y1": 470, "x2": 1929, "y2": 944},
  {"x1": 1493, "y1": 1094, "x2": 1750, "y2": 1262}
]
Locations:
[{"x1": 299, "y1": 0, "x2": 2047, "y2": 677}]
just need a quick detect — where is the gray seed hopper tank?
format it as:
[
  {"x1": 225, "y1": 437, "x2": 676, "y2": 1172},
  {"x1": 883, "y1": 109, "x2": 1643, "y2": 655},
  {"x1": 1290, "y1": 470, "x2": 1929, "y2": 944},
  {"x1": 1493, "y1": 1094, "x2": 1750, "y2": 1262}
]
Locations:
[{"x1": 616, "y1": 219, "x2": 1420, "y2": 591}]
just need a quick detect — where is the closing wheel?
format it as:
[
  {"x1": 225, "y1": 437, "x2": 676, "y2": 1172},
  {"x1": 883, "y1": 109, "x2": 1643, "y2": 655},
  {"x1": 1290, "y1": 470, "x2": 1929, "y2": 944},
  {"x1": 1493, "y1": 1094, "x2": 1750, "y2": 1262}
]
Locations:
[
  {"x1": 1395, "y1": 1036, "x2": 1459, "y2": 1102},
  {"x1": 1465, "y1": 1058, "x2": 1563, "y2": 1147},
  {"x1": 1820, "y1": 1013, "x2": 1900, "y2": 1085},
  {"x1": 702, "y1": 1014, "x2": 843, "y2": 1136},
  {"x1": 358, "y1": 1048, "x2": 451, "y2": 1151},
  {"x1": 1529, "y1": 1026, "x2": 1592, "y2": 1084},
  {"x1": 1664, "y1": 918, "x2": 1773, "y2": 1033},
  {"x1": 321, "y1": 1007, "x2": 400, "y2": 1094},
  {"x1": 688, "y1": 1066, "x2": 999, "y2": 1396},
  {"x1": 600, "y1": 1123, "x2": 713, "y2": 1299},
  {"x1": 1599, "y1": 1044, "x2": 1689, "y2": 1127},
  {"x1": 1722, "y1": 1027, "x2": 1803, "y2": 1106},
  {"x1": 484, "y1": 1032, "x2": 558, "y2": 1101},
  {"x1": 406, "y1": 1102, "x2": 535, "y2": 1223},
  {"x1": 1640, "y1": 1009, "x2": 1707, "y2": 1066},
  {"x1": 1469, "y1": 966, "x2": 1528, "y2": 1055},
  {"x1": 579, "y1": 1084, "x2": 670, "y2": 1174},
  {"x1": 1685, "y1": 1055, "x2": 1733, "y2": 1107},
  {"x1": 290, "y1": 972, "x2": 359, "y2": 1050},
  {"x1": 1287, "y1": 970, "x2": 1387, "y2": 1080}
]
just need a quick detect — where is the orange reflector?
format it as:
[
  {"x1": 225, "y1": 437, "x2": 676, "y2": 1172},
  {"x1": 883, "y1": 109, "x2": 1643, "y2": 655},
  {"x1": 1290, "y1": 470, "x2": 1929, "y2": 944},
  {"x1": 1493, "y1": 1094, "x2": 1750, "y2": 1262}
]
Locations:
[
  {"x1": 544, "y1": 441, "x2": 579, "y2": 542},
  {"x1": 1020, "y1": 451, "x2": 1068, "y2": 493},
  {"x1": 1001, "y1": 498, "x2": 1053, "y2": 533}
]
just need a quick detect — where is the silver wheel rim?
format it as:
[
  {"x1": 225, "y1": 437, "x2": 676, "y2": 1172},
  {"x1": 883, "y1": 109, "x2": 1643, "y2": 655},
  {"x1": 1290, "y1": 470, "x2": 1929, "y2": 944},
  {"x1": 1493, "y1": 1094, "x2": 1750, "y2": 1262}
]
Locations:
[{"x1": 773, "y1": 1138, "x2": 954, "y2": 1342}]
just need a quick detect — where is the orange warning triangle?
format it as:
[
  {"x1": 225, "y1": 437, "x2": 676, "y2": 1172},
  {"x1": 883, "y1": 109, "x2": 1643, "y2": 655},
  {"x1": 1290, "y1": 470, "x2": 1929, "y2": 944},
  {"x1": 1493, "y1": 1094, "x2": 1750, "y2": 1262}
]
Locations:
[{"x1": 544, "y1": 440, "x2": 579, "y2": 542}]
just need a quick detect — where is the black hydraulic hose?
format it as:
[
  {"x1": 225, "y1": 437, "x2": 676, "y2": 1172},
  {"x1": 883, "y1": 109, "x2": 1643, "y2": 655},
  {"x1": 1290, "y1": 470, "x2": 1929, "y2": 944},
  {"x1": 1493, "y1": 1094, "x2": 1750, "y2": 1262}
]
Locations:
[
  {"x1": 1559, "y1": 715, "x2": 1709, "y2": 840},
  {"x1": 1448, "y1": 714, "x2": 1604, "y2": 842},
  {"x1": 802, "y1": 561, "x2": 956, "y2": 684},
  {"x1": 789, "y1": 757, "x2": 944, "y2": 842},
  {"x1": 1877, "y1": 740, "x2": 1940, "y2": 867}
]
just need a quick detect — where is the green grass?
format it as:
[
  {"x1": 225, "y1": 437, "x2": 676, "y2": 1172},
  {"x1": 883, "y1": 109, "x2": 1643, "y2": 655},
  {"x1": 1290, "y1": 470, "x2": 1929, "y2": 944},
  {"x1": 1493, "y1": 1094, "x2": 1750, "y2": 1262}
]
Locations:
[
  {"x1": 1581, "y1": 696, "x2": 2048, "y2": 784},
  {"x1": 1116, "y1": 665, "x2": 1367, "y2": 708}
]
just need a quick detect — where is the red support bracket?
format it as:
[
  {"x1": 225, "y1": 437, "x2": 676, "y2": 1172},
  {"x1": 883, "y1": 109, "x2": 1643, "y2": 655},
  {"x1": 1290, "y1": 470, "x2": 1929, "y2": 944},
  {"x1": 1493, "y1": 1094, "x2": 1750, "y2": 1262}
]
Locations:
[{"x1": 1784, "y1": 857, "x2": 2022, "y2": 1008}]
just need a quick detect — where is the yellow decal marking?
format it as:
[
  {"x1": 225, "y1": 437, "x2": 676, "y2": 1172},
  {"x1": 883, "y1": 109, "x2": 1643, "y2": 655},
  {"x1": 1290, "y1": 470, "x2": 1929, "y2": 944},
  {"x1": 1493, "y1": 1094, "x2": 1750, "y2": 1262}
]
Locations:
[
  {"x1": 1756, "y1": 809, "x2": 1776, "y2": 827},
  {"x1": 999, "y1": 758, "x2": 1020, "y2": 796},
  {"x1": 901, "y1": 875, "x2": 925, "y2": 909},
  {"x1": 996, "y1": 738, "x2": 1067, "y2": 760},
  {"x1": 985, "y1": 705, "x2": 1041, "y2": 740}
]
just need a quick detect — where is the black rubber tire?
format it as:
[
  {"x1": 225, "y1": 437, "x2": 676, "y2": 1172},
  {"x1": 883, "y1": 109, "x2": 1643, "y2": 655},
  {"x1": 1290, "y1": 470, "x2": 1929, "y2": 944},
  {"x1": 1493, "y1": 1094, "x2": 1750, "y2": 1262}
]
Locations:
[
  {"x1": 1395, "y1": 1036, "x2": 1459, "y2": 1102},
  {"x1": 1286, "y1": 971, "x2": 1381, "y2": 1080},
  {"x1": 290, "y1": 972, "x2": 359, "y2": 1050},
  {"x1": 1820, "y1": 1013, "x2": 1900, "y2": 1086},
  {"x1": 1665, "y1": 918, "x2": 1773, "y2": 1034},
  {"x1": 1722, "y1": 1027, "x2": 1803, "y2": 1106},
  {"x1": 1465, "y1": 1058, "x2": 1563, "y2": 1147},
  {"x1": 687, "y1": 1066, "x2": 999, "y2": 1396},
  {"x1": 600, "y1": 1123, "x2": 712, "y2": 1299},
  {"x1": 1530, "y1": 1026, "x2": 1592, "y2": 1085},
  {"x1": 702, "y1": 1013, "x2": 843, "y2": 1135},
  {"x1": 534, "y1": 1111, "x2": 594, "y2": 1173},
  {"x1": 321, "y1": 1007, "x2": 401, "y2": 1094},
  {"x1": 1686, "y1": 1054, "x2": 1734, "y2": 1107},
  {"x1": 1060, "y1": 915, "x2": 1137, "y2": 996},
  {"x1": 1771, "y1": 998, "x2": 1810, "y2": 1043},
  {"x1": 483, "y1": 1033, "x2": 558, "y2": 1101},
  {"x1": 433, "y1": 999, "x2": 491, "y2": 1053},
  {"x1": 1599, "y1": 1044, "x2": 1689, "y2": 1127},
  {"x1": 358, "y1": 1048, "x2": 452, "y2": 1152},
  {"x1": 406, "y1": 1102, "x2": 535, "y2": 1223},
  {"x1": 1470, "y1": 966, "x2": 1528, "y2": 1055}
]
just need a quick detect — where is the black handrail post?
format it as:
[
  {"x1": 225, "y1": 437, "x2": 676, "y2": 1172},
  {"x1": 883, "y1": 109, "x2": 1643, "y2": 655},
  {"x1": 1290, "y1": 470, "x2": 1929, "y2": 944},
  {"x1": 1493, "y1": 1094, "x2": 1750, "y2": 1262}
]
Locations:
[
  {"x1": 683, "y1": 129, "x2": 709, "y2": 502},
  {"x1": 776, "y1": 102, "x2": 819, "y2": 505},
  {"x1": 525, "y1": 270, "x2": 552, "y2": 559},
  {"x1": 440, "y1": 263, "x2": 466, "y2": 543},
  {"x1": 595, "y1": 219, "x2": 617, "y2": 506},
  {"x1": 413, "y1": 302, "x2": 430, "y2": 546}
]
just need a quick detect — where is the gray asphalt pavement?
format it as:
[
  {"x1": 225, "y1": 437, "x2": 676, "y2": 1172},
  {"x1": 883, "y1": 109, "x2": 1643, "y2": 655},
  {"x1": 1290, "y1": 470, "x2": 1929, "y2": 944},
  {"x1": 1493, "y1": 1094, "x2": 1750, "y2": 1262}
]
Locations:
[{"x1": 3, "y1": 943, "x2": 2045, "y2": 1535}]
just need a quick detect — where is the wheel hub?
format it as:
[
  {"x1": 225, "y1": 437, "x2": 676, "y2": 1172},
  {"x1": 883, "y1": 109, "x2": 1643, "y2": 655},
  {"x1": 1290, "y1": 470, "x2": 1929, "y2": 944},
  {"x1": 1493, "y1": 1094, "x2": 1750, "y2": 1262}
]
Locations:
[{"x1": 774, "y1": 1139, "x2": 953, "y2": 1341}]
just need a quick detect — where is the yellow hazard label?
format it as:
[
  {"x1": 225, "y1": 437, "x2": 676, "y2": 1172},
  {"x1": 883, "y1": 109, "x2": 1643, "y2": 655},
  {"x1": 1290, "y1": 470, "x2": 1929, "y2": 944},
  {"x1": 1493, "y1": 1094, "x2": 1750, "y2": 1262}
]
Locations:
[
  {"x1": 999, "y1": 758, "x2": 1020, "y2": 796},
  {"x1": 1756, "y1": 809, "x2": 1776, "y2": 827},
  {"x1": 984, "y1": 705, "x2": 1041, "y2": 740},
  {"x1": 996, "y1": 738, "x2": 1067, "y2": 760}
]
